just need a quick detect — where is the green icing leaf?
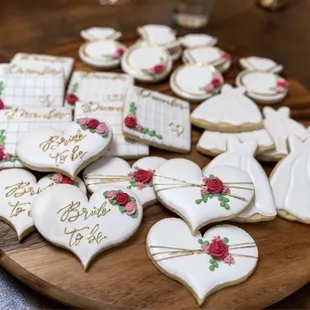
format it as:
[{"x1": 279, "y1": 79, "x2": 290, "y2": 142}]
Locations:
[
  {"x1": 198, "y1": 239, "x2": 203, "y2": 244},
  {"x1": 133, "y1": 166, "x2": 140, "y2": 170},
  {"x1": 148, "y1": 182, "x2": 153, "y2": 187},
  {"x1": 208, "y1": 193, "x2": 213, "y2": 198},
  {"x1": 209, "y1": 265, "x2": 215, "y2": 271},
  {"x1": 101, "y1": 132, "x2": 108, "y2": 138},
  {"x1": 130, "y1": 197, "x2": 136, "y2": 202},
  {"x1": 119, "y1": 206, "x2": 126, "y2": 213},
  {"x1": 209, "y1": 258, "x2": 215, "y2": 264},
  {"x1": 110, "y1": 200, "x2": 117, "y2": 205},
  {"x1": 116, "y1": 190, "x2": 122, "y2": 193},
  {"x1": 203, "y1": 240, "x2": 209, "y2": 245},
  {"x1": 220, "y1": 201, "x2": 225, "y2": 207},
  {"x1": 81, "y1": 125, "x2": 88, "y2": 130},
  {"x1": 11, "y1": 156, "x2": 19, "y2": 162},
  {"x1": 195, "y1": 199, "x2": 202, "y2": 205},
  {"x1": 131, "y1": 211, "x2": 139, "y2": 218},
  {"x1": 103, "y1": 191, "x2": 108, "y2": 197},
  {"x1": 222, "y1": 237, "x2": 229, "y2": 244},
  {"x1": 213, "y1": 260, "x2": 218, "y2": 268},
  {"x1": 89, "y1": 129, "x2": 96, "y2": 133}
]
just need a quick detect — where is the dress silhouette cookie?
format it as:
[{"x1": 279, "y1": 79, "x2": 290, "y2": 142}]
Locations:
[
  {"x1": 190, "y1": 84, "x2": 263, "y2": 132},
  {"x1": 270, "y1": 135, "x2": 310, "y2": 223},
  {"x1": 206, "y1": 136, "x2": 276, "y2": 222}
]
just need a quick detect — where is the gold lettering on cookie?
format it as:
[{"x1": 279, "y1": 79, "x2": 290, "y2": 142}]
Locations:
[
  {"x1": 87, "y1": 224, "x2": 107, "y2": 244},
  {"x1": 5, "y1": 182, "x2": 53, "y2": 198},
  {"x1": 9, "y1": 201, "x2": 31, "y2": 218},
  {"x1": 81, "y1": 102, "x2": 123, "y2": 113},
  {"x1": 80, "y1": 72, "x2": 126, "y2": 80},
  {"x1": 7, "y1": 64, "x2": 61, "y2": 75},
  {"x1": 65, "y1": 226, "x2": 88, "y2": 247},
  {"x1": 4, "y1": 108, "x2": 71, "y2": 121},
  {"x1": 49, "y1": 145, "x2": 87, "y2": 167}
]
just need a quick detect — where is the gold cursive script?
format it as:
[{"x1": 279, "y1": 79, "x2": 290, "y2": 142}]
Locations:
[
  {"x1": 9, "y1": 201, "x2": 32, "y2": 218},
  {"x1": 4, "y1": 108, "x2": 71, "y2": 121},
  {"x1": 81, "y1": 102, "x2": 123, "y2": 113},
  {"x1": 5, "y1": 182, "x2": 53, "y2": 198}
]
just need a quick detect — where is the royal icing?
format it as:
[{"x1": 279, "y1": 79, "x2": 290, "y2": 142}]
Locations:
[
  {"x1": 83, "y1": 156, "x2": 167, "y2": 207},
  {"x1": 147, "y1": 218, "x2": 258, "y2": 305},
  {"x1": 239, "y1": 56, "x2": 283, "y2": 73},
  {"x1": 178, "y1": 34, "x2": 218, "y2": 48},
  {"x1": 32, "y1": 185, "x2": 143, "y2": 270},
  {"x1": 153, "y1": 159, "x2": 254, "y2": 233},
  {"x1": 206, "y1": 136, "x2": 276, "y2": 221},
  {"x1": 80, "y1": 27, "x2": 122, "y2": 41},
  {"x1": 16, "y1": 120, "x2": 112, "y2": 179}
]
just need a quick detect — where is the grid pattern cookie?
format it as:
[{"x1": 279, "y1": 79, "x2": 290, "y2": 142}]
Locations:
[
  {"x1": 75, "y1": 101, "x2": 149, "y2": 158},
  {"x1": 0, "y1": 107, "x2": 72, "y2": 168},
  {"x1": 123, "y1": 87, "x2": 191, "y2": 153}
]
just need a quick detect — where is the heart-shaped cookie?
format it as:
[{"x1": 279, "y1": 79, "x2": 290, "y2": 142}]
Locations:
[
  {"x1": 83, "y1": 156, "x2": 167, "y2": 207},
  {"x1": 0, "y1": 169, "x2": 86, "y2": 241},
  {"x1": 16, "y1": 118, "x2": 112, "y2": 179},
  {"x1": 153, "y1": 159, "x2": 254, "y2": 234},
  {"x1": 32, "y1": 184, "x2": 143, "y2": 270},
  {"x1": 147, "y1": 218, "x2": 258, "y2": 305}
]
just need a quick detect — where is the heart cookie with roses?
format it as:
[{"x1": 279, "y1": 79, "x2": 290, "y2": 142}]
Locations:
[
  {"x1": 32, "y1": 184, "x2": 143, "y2": 270},
  {"x1": 16, "y1": 117, "x2": 112, "y2": 179},
  {"x1": 83, "y1": 156, "x2": 167, "y2": 207},
  {"x1": 153, "y1": 158, "x2": 254, "y2": 234},
  {"x1": 147, "y1": 218, "x2": 258, "y2": 305}
]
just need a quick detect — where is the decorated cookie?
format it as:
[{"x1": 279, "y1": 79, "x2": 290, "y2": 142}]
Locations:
[
  {"x1": 83, "y1": 156, "x2": 167, "y2": 207},
  {"x1": 270, "y1": 135, "x2": 310, "y2": 223},
  {"x1": 153, "y1": 159, "x2": 254, "y2": 234},
  {"x1": 236, "y1": 70, "x2": 288, "y2": 104},
  {"x1": 32, "y1": 184, "x2": 143, "y2": 270},
  {"x1": 79, "y1": 40, "x2": 127, "y2": 69},
  {"x1": 147, "y1": 218, "x2": 258, "y2": 305},
  {"x1": 80, "y1": 27, "x2": 122, "y2": 41},
  {"x1": 0, "y1": 169, "x2": 85, "y2": 241},
  {"x1": 16, "y1": 119, "x2": 112, "y2": 179},
  {"x1": 178, "y1": 33, "x2": 218, "y2": 48},
  {"x1": 122, "y1": 87, "x2": 191, "y2": 153},
  {"x1": 75, "y1": 101, "x2": 149, "y2": 158},
  {"x1": 257, "y1": 107, "x2": 309, "y2": 162},
  {"x1": 121, "y1": 43, "x2": 172, "y2": 82},
  {"x1": 197, "y1": 129, "x2": 274, "y2": 157},
  {"x1": 170, "y1": 64, "x2": 224, "y2": 102},
  {"x1": 239, "y1": 56, "x2": 283, "y2": 73},
  {"x1": 190, "y1": 84, "x2": 263, "y2": 132},
  {"x1": 206, "y1": 136, "x2": 276, "y2": 222}
]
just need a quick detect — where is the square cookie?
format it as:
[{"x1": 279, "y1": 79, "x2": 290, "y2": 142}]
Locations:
[{"x1": 123, "y1": 87, "x2": 191, "y2": 153}]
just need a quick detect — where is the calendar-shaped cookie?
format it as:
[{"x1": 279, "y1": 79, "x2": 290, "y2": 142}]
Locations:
[
  {"x1": 0, "y1": 107, "x2": 72, "y2": 168},
  {"x1": 122, "y1": 87, "x2": 191, "y2": 153}
]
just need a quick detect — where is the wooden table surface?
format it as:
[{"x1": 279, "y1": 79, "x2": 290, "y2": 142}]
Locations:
[{"x1": 0, "y1": 0, "x2": 310, "y2": 309}]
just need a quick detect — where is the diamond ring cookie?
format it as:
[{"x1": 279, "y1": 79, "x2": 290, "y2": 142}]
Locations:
[
  {"x1": 147, "y1": 218, "x2": 258, "y2": 306},
  {"x1": 153, "y1": 158, "x2": 254, "y2": 234},
  {"x1": 32, "y1": 184, "x2": 143, "y2": 270},
  {"x1": 16, "y1": 118, "x2": 112, "y2": 179},
  {"x1": 80, "y1": 27, "x2": 122, "y2": 41},
  {"x1": 170, "y1": 64, "x2": 224, "y2": 102},
  {"x1": 121, "y1": 43, "x2": 172, "y2": 83},
  {"x1": 239, "y1": 56, "x2": 283, "y2": 73},
  {"x1": 0, "y1": 169, "x2": 85, "y2": 241},
  {"x1": 83, "y1": 156, "x2": 167, "y2": 207},
  {"x1": 178, "y1": 33, "x2": 218, "y2": 48},
  {"x1": 236, "y1": 70, "x2": 289, "y2": 104},
  {"x1": 191, "y1": 84, "x2": 263, "y2": 132},
  {"x1": 79, "y1": 40, "x2": 127, "y2": 69}
]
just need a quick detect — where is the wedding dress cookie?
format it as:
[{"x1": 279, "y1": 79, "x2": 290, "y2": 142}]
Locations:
[
  {"x1": 258, "y1": 107, "x2": 309, "y2": 162},
  {"x1": 0, "y1": 169, "x2": 85, "y2": 241},
  {"x1": 153, "y1": 159, "x2": 254, "y2": 234},
  {"x1": 32, "y1": 184, "x2": 143, "y2": 270},
  {"x1": 239, "y1": 56, "x2": 283, "y2": 73},
  {"x1": 83, "y1": 156, "x2": 167, "y2": 207},
  {"x1": 206, "y1": 136, "x2": 276, "y2": 222},
  {"x1": 147, "y1": 218, "x2": 258, "y2": 305},
  {"x1": 16, "y1": 118, "x2": 112, "y2": 179},
  {"x1": 191, "y1": 84, "x2": 263, "y2": 132},
  {"x1": 270, "y1": 135, "x2": 310, "y2": 223}
]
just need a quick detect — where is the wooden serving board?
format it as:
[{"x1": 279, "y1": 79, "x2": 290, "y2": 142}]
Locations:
[{"x1": 1, "y1": 40, "x2": 310, "y2": 310}]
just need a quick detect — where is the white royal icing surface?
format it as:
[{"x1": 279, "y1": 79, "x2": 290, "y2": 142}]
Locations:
[
  {"x1": 123, "y1": 87, "x2": 191, "y2": 153},
  {"x1": 239, "y1": 56, "x2": 283, "y2": 73},
  {"x1": 261, "y1": 107, "x2": 308, "y2": 159},
  {"x1": 80, "y1": 27, "x2": 122, "y2": 41},
  {"x1": 153, "y1": 159, "x2": 254, "y2": 233},
  {"x1": 191, "y1": 84, "x2": 262, "y2": 128},
  {"x1": 206, "y1": 136, "x2": 276, "y2": 220},
  {"x1": 270, "y1": 135, "x2": 310, "y2": 221},
  {"x1": 178, "y1": 34, "x2": 217, "y2": 48},
  {"x1": 147, "y1": 218, "x2": 258, "y2": 304},
  {"x1": 16, "y1": 121, "x2": 112, "y2": 179},
  {"x1": 0, "y1": 169, "x2": 85, "y2": 241},
  {"x1": 83, "y1": 156, "x2": 167, "y2": 207},
  {"x1": 32, "y1": 184, "x2": 143, "y2": 270}
]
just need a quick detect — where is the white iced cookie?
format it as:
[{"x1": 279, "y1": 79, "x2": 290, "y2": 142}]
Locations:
[
  {"x1": 147, "y1": 218, "x2": 258, "y2": 306},
  {"x1": 197, "y1": 129, "x2": 274, "y2": 156},
  {"x1": 80, "y1": 27, "x2": 122, "y2": 41},
  {"x1": 239, "y1": 56, "x2": 283, "y2": 73},
  {"x1": 79, "y1": 40, "x2": 127, "y2": 69},
  {"x1": 270, "y1": 135, "x2": 310, "y2": 223},
  {"x1": 236, "y1": 70, "x2": 288, "y2": 104},
  {"x1": 83, "y1": 156, "x2": 167, "y2": 207},
  {"x1": 0, "y1": 169, "x2": 85, "y2": 241},
  {"x1": 178, "y1": 33, "x2": 218, "y2": 48},
  {"x1": 16, "y1": 118, "x2": 112, "y2": 179},
  {"x1": 32, "y1": 185, "x2": 143, "y2": 270},
  {"x1": 206, "y1": 136, "x2": 276, "y2": 222},
  {"x1": 191, "y1": 84, "x2": 263, "y2": 132},
  {"x1": 153, "y1": 159, "x2": 254, "y2": 234},
  {"x1": 258, "y1": 107, "x2": 309, "y2": 162}
]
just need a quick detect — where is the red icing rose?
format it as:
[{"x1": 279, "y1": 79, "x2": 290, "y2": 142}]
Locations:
[
  {"x1": 154, "y1": 64, "x2": 165, "y2": 74},
  {"x1": 205, "y1": 178, "x2": 224, "y2": 194},
  {"x1": 115, "y1": 192, "x2": 130, "y2": 206},
  {"x1": 0, "y1": 148, "x2": 4, "y2": 160},
  {"x1": 124, "y1": 115, "x2": 137, "y2": 128},
  {"x1": 212, "y1": 76, "x2": 222, "y2": 88},
  {"x1": 208, "y1": 240, "x2": 229, "y2": 260},
  {"x1": 66, "y1": 93, "x2": 79, "y2": 105},
  {"x1": 87, "y1": 119, "x2": 100, "y2": 129},
  {"x1": 117, "y1": 47, "x2": 125, "y2": 56},
  {"x1": 0, "y1": 99, "x2": 5, "y2": 110},
  {"x1": 62, "y1": 176, "x2": 74, "y2": 184},
  {"x1": 134, "y1": 169, "x2": 153, "y2": 183}
]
